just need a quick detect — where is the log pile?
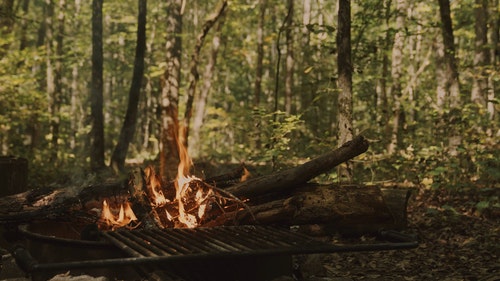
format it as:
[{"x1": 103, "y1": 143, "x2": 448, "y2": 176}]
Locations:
[{"x1": 0, "y1": 135, "x2": 412, "y2": 235}]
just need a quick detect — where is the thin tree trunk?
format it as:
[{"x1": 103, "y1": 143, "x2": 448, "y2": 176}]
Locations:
[
  {"x1": 45, "y1": 0, "x2": 55, "y2": 158},
  {"x1": 0, "y1": 0, "x2": 14, "y2": 57},
  {"x1": 90, "y1": 0, "x2": 105, "y2": 171},
  {"x1": 471, "y1": 0, "x2": 489, "y2": 106},
  {"x1": 110, "y1": 0, "x2": 147, "y2": 173},
  {"x1": 435, "y1": 37, "x2": 447, "y2": 108},
  {"x1": 284, "y1": 0, "x2": 294, "y2": 114},
  {"x1": 337, "y1": 0, "x2": 353, "y2": 181},
  {"x1": 49, "y1": 0, "x2": 65, "y2": 163},
  {"x1": 159, "y1": 0, "x2": 183, "y2": 180},
  {"x1": 378, "y1": 0, "x2": 391, "y2": 141},
  {"x1": 252, "y1": 0, "x2": 266, "y2": 151},
  {"x1": 299, "y1": 0, "x2": 311, "y2": 122},
  {"x1": 141, "y1": 10, "x2": 158, "y2": 152},
  {"x1": 182, "y1": 1, "x2": 227, "y2": 148},
  {"x1": 191, "y1": 11, "x2": 226, "y2": 158},
  {"x1": 487, "y1": 0, "x2": 498, "y2": 120},
  {"x1": 438, "y1": 0, "x2": 461, "y2": 108},
  {"x1": 254, "y1": 0, "x2": 266, "y2": 108},
  {"x1": 18, "y1": 0, "x2": 31, "y2": 51},
  {"x1": 437, "y1": 0, "x2": 462, "y2": 156},
  {"x1": 387, "y1": 0, "x2": 407, "y2": 155},
  {"x1": 69, "y1": 0, "x2": 82, "y2": 151}
]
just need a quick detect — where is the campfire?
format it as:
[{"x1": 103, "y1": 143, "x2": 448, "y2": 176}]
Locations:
[
  {"x1": 0, "y1": 135, "x2": 413, "y2": 234},
  {"x1": 99, "y1": 129, "x2": 250, "y2": 230}
]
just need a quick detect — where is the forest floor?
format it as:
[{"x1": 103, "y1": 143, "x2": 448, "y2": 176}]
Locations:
[
  {"x1": 1, "y1": 175, "x2": 498, "y2": 281},
  {"x1": 311, "y1": 185, "x2": 500, "y2": 281}
]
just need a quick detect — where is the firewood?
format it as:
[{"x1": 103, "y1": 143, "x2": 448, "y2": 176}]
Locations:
[
  {"x1": 239, "y1": 185, "x2": 401, "y2": 228},
  {"x1": 226, "y1": 135, "x2": 369, "y2": 198}
]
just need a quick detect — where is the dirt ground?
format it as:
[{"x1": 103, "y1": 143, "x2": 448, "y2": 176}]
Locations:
[
  {"x1": 1, "y1": 185, "x2": 498, "y2": 281},
  {"x1": 305, "y1": 186, "x2": 500, "y2": 281}
]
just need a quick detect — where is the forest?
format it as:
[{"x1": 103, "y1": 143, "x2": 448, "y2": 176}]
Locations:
[{"x1": 0, "y1": 0, "x2": 499, "y2": 279}]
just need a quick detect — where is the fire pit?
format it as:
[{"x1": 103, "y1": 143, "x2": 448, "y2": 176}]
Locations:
[
  {"x1": 11, "y1": 221, "x2": 418, "y2": 281},
  {"x1": 1, "y1": 136, "x2": 419, "y2": 280}
]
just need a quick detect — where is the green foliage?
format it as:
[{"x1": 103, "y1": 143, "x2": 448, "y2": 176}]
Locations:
[{"x1": 0, "y1": 0, "x2": 498, "y2": 192}]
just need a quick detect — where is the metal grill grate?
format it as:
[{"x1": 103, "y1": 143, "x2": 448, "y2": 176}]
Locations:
[
  {"x1": 101, "y1": 225, "x2": 334, "y2": 259},
  {"x1": 13, "y1": 225, "x2": 418, "y2": 273}
]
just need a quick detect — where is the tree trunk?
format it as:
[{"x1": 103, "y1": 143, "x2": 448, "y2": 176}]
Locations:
[
  {"x1": 254, "y1": 0, "x2": 266, "y2": 108},
  {"x1": 437, "y1": 0, "x2": 461, "y2": 108},
  {"x1": 18, "y1": 0, "x2": 31, "y2": 52},
  {"x1": 0, "y1": 0, "x2": 14, "y2": 57},
  {"x1": 387, "y1": 0, "x2": 407, "y2": 155},
  {"x1": 378, "y1": 0, "x2": 391, "y2": 144},
  {"x1": 49, "y1": 0, "x2": 66, "y2": 163},
  {"x1": 183, "y1": 1, "x2": 227, "y2": 148},
  {"x1": 191, "y1": 9, "x2": 226, "y2": 157},
  {"x1": 471, "y1": 0, "x2": 489, "y2": 106},
  {"x1": 487, "y1": 0, "x2": 498, "y2": 121},
  {"x1": 110, "y1": 0, "x2": 147, "y2": 173},
  {"x1": 284, "y1": 0, "x2": 294, "y2": 114},
  {"x1": 44, "y1": 0, "x2": 56, "y2": 160},
  {"x1": 337, "y1": 0, "x2": 353, "y2": 181},
  {"x1": 90, "y1": 0, "x2": 105, "y2": 171},
  {"x1": 159, "y1": 0, "x2": 183, "y2": 181}
]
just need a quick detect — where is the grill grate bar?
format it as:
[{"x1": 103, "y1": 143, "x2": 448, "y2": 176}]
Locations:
[
  {"x1": 120, "y1": 230, "x2": 171, "y2": 257},
  {"x1": 142, "y1": 229, "x2": 193, "y2": 254},
  {"x1": 178, "y1": 228, "x2": 245, "y2": 252},
  {"x1": 151, "y1": 228, "x2": 217, "y2": 254},
  {"x1": 215, "y1": 226, "x2": 287, "y2": 249},
  {"x1": 101, "y1": 231, "x2": 144, "y2": 258},
  {"x1": 105, "y1": 225, "x2": 330, "y2": 259}
]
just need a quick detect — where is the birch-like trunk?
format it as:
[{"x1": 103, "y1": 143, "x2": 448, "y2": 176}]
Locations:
[
  {"x1": 159, "y1": 0, "x2": 183, "y2": 180},
  {"x1": 471, "y1": 0, "x2": 489, "y2": 106},
  {"x1": 387, "y1": 0, "x2": 407, "y2": 155}
]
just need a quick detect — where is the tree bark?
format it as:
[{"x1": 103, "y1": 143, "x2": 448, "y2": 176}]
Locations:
[
  {"x1": 234, "y1": 184, "x2": 411, "y2": 234},
  {"x1": 183, "y1": 0, "x2": 227, "y2": 148},
  {"x1": 226, "y1": 135, "x2": 369, "y2": 198},
  {"x1": 90, "y1": 0, "x2": 105, "y2": 171},
  {"x1": 284, "y1": 0, "x2": 294, "y2": 114},
  {"x1": 254, "y1": 0, "x2": 266, "y2": 108},
  {"x1": 337, "y1": 0, "x2": 353, "y2": 181},
  {"x1": 487, "y1": 0, "x2": 498, "y2": 120},
  {"x1": 0, "y1": 0, "x2": 14, "y2": 57},
  {"x1": 159, "y1": 0, "x2": 183, "y2": 180},
  {"x1": 437, "y1": 0, "x2": 461, "y2": 108},
  {"x1": 191, "y1": 12, "x2": 226, "y2": 157},
  {"x1": 471, "y1": 0, "x2": 489, "y2": 106},
  {"x1": 378, "y1": 0, "x2": 391, "y2": 145},
  {"x1": 110, "y1": 0, "x2": 147, "y2": 173},
  {"x1": 387, "y1": 0, "x2": 407, "y2": 155}
]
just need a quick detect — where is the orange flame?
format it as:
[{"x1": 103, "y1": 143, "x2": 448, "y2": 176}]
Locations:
[
  {"x1": 144, "y1": 166, "x2": 168, "y2": 206},
  {"x1": 100, "y1": 125, "x2": 214, "y2": 230},
  {"x1": 174, "y1": 125, "x2": 203, "y2": 228},
  {"x1": 100, "y1": 200, "x2": 138, "y2": 230}
]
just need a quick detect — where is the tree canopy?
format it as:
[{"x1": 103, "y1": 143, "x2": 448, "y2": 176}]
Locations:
[{"x1": 0, "y1": 0, "x2": 498, "y2": 189}]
